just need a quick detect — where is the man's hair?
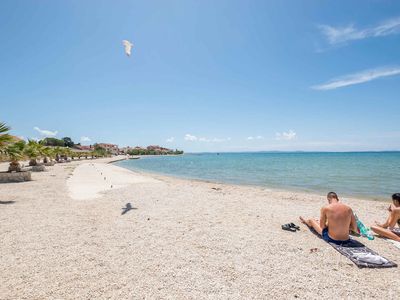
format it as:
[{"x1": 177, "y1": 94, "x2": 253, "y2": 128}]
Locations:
[
  {"x1": 327, "y1": 192, "x2": 338, "y2": 200},
  {"x1": 392, "y1": 193, "x2": 400, "y2": 202}
]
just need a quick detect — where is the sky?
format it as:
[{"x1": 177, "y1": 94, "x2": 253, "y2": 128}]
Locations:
[{"x1": 1, "y1": 0, "x2": 400, "y2": 152}]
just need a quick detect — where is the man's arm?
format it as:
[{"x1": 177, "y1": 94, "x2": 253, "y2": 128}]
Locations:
[
  {"x1": 319, "y1": 206, "x2": 327, "y2": 230},
  {"x1": 349, "y1": 210, "x2": 359, "y2": 233}
]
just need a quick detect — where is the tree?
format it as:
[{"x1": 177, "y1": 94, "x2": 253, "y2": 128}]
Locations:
[
  {"x1": 53, "y1": 147, "x2": 63, "y2": 161},
  {"x1": 0, "y1": 122, "x2": 13, "y2": 154},
  {"x1": 62, "y1": 137, "x2": 74, "y2": 148},
  {"x1": 6, "y1": 140, "x2": 25, "y2": 172},
  {"x1": 24, "y1": 140, "x2": 42, "y2": 166},
  {"x1": 40, "y1": 137, "x2": 65, "y2": 147},
  {"x1": 42, "y1": 146, "x2": 55, "y2": 163},
  {"x1": 64, "y1": 148, "x2": 73, "y2": 160}
]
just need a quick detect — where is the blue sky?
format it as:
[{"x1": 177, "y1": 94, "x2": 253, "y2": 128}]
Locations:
[{"x1": 1, "y1": 0, "x2": 400, "y2": 152}]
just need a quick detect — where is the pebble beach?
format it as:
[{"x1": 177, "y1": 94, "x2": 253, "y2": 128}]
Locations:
[{"x1": 1, "y1": 156, "x2": 399, "y2": 299}]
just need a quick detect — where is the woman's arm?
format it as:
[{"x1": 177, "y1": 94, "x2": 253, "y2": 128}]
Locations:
[{"x1": 376, "y1": 210, "x2": 398, "y2": 228}]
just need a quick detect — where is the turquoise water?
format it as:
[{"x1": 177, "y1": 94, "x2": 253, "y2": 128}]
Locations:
[{"x1": 114, "y1": 152, "x2": 400, "y2": 200}]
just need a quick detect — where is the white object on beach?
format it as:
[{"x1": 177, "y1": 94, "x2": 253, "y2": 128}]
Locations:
[
  {"x1": 122, "y1": 40, "x2": 134, "y2": 56},
  {"x1": 351, "y1": 252, "x2": 388, "y2": 265}
]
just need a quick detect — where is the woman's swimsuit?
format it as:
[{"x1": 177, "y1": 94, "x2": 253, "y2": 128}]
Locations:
[{"x1": 322, "y1": 227, "x2": 350, "y2": 245}]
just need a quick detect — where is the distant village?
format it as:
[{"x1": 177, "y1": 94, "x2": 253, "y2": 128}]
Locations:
[{"x1": 40, "y1": 137, "x2": 184, "y2": 156}]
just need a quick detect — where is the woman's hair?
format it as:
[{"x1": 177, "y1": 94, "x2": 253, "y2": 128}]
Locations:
[
  {"x1": 393, "y1": 193, "x2": 400, "y2": 226},
  {"x1": 392, "y1": 193, "x2": 400, "y2": 203}
]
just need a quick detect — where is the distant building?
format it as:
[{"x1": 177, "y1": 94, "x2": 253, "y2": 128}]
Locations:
[
  {"x1": 120, "y1": 146, "x2": 133, "y2": 154},
  {"x1": 97, "y1": 143, "x2": 119, "y2": 155},
  {"x1": 76, "y1": 145, "x2": 93, "y2": 151},
  {"x1": 147, "y1": 145, "x2": 170, "y2": 153}
]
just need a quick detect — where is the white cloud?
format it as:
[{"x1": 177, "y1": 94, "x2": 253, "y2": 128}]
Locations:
[
  {"x1": 184, "y1": 134, "x2": 231, "y2": 143},
  {"x1": 33, "y1": 126, "x2": 58, "y2": 137},
  {"x1": 247, "y1": 135, "x2": 264, "y2": 140},
  {"x1": 312, "y1": 66, "x2": 400, "y2": 90},
  {"x1": 276, "y1": 130, "x2": 297, "y2": 141},
  {"x1": 319, "y1": 17, "x2": 400, "y2": 45},
  {"x1": 210, "y1": 137, "x2": 231, "y2": 143},
  {"x1": 80, "y1": 136, "x2": 91, "y2": 142},
  {"x1": 184, "y1": 134, "x2": 198, "y2": 141},
  {"x1": 166, "y1": 137, "x2": 175, "y2": 143}
]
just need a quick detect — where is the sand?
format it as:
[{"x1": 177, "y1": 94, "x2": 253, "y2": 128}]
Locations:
[
  {"x1": 0, "y1": 156, "x2": 399, "y2": 299},
  {"x1": 67, "y1": 162, "x2": 157, "y2": 200}
]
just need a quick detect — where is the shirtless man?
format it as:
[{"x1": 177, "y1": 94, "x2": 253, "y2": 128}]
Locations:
[
  {"x1": 300, "y1": 192, "x2": 358, "y2": 244},
  {"x1": 370, "y1": 193, "x2": 400, "y2": 242}
]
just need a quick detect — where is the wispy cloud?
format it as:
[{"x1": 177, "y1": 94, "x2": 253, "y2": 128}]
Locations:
[
  {"x1": 319, "y1": 17, "x2": 400, "y2": 45},
  {"x1": 276, "y1": 130, "x2": 296, "y2": 141},
  {"x1": 80, "y1": 136, "x2": 91, "y2": 142},
  {"x1": 208, "y1": 137, "x2": 231, "y2": 143},
  {"x1": 166, "y1": 137, "x2": 175, "y2": 143},
  {"x1": 312, "y1": 66, "x2": 400, "y2": 90},
  {"x1": 33, "y1": 126, "x2": 58, "y2": 137},
  {"x1": 247, "y1": 136, "x2": 264, "y2": 140},
  {"x1": 184, "y1": 134, "x2": 231, "y2": 143},
  {"x1": 184, "y1": 134, "x2": 198, "y2": 141}
]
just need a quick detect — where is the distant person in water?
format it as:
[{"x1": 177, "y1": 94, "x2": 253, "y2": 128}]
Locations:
[
  {"x1": 370, "y1": 193, "x2": 400, "y2": 242},
  {"x1": 300, "y1": 192, "x2": 358, "y2": 244}
]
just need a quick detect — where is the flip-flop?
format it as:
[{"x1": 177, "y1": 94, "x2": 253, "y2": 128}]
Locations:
[
  {"x1": 289, "y1": 223, "x2": 300, "y2": 230},
  {"x1": 282, "y1": 224, "x2": 296, "y2": 232}
]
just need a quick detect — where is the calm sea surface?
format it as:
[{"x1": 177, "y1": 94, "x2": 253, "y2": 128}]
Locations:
[{"x1": 114, "y1": 152, "x2": 400, "y2": 200}]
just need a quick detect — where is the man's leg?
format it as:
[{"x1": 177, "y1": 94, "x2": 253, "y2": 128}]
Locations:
[
  {"x1": 299, "y1": 216, "x2": 323, "y2": 235},
  {"x1": 371, "y1": 226, "x2": 400, "y2": 242}
]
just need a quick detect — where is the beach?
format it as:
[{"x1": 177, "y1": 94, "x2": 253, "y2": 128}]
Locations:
[{"x1": 1, "y1": 157, "x2": 399, "y2": 299}]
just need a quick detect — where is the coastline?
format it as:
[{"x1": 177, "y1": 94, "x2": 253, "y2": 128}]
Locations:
[
  {"x1": 113, "y1": 159, "x2": 392, "y2": 203},
  {"x1": 1, "y1": 156, "x2": 399, "y2": 299}
]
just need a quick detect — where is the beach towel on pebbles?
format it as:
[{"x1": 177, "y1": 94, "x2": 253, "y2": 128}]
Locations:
[
  {"x1": 328, "y1": 239, "x2": 397, "y2": 268},
  {"x1": 306, "y1": 226, "x2": 397, "y2": 268}
]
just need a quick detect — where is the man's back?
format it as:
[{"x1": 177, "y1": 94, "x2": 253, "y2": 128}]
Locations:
[{"x1": 324, "y1": 202, "x2": 353, "y2": 240}]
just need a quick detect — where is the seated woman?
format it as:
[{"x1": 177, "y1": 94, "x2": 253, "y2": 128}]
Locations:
[{"x1": 370, "y1": 193, "x2": 400, "y2": 242}]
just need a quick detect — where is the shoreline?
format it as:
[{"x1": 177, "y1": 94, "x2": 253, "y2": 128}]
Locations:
[{"x1": 113, "y1": 160, "x2": 392, "y2": 203}]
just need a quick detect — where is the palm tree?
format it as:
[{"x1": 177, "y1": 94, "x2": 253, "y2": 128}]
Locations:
[
  {"x1": 42, "y1": 146, "x2": 54, "y2": 163},
  {"x1": 6, "y1": 140, "x2": 25, "y2": 172},
  {"x1": 61, "y1": 147, "x2": 71, "y2": 161},
  {"x1": 0, "y1": 122, "x2": 13, "y2": 154},
  {"x1": 53, "y1": 146, "x2": 63, "y2": 162},
  {"x1": 36, "y1": 143, "x2": 47, "y2": 164},
  {"x1": 24, "y1": 140, "x2": 41, "y2": 166}
]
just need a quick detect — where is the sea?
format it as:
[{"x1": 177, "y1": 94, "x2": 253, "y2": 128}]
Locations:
[{"x1": 114, "y1": 152, "x2": 400, "y2": 200}]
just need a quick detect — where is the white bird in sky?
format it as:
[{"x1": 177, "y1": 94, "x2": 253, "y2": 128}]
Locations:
[{"x1": 122, "y1": 40, "x2": 134, "y2": 56}]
